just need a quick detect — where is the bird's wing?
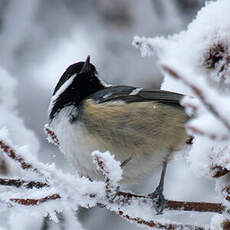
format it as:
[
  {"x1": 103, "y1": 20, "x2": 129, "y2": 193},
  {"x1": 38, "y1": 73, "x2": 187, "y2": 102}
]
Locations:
[{"x1": 89, "y1": 86, "x2": 184, "y2": 107}]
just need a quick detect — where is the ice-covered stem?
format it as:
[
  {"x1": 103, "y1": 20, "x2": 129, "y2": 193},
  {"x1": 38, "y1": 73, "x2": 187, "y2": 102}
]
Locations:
[
  {"x1": 8, "y1": 193, "x2": 221, "y2": 229},
  {"x1": 210, "y1": 166, "x2": 229, "y2": 178},
  {"x1": 44, "y1": 124, "x2": 60, "y2": 146},
  {"x1": 0, "y1": 177, "x2": 48, "y2": 189},
  {"x1": 0, "y1": 139, "x2": 40, "y2": 174},
  {"x1": 113, "y1": 191, "x2": 226, "y2": 214},
  {"x1": 8, "y1": 188, "x2": 226, "y2": 214},
  {"x1": 161, "y1": 65, "x2": 230, "y2": 131},
  {"x1": 95, "y1": 155, "x2": 113, "y2": 198},
  {"x1": 117, "y1": 210, "x2": 208, "y2": 230},
  {"x1": 92, "y1": 151, "x2": 122, "y2": 200},
  {"x1": 10, "y1": 193, "x2": 61, "y2": 205}
]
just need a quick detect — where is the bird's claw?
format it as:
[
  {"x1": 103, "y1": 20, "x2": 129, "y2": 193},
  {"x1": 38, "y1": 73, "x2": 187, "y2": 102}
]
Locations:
[{"x1": 148, "y1": 186, "x2": 166, "y2": 215}]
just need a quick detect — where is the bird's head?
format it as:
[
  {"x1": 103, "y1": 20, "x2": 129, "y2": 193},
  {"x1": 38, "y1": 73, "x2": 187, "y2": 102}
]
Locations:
[{"x1": 49, "y1": 56, "x2": 106, "y2": 120}]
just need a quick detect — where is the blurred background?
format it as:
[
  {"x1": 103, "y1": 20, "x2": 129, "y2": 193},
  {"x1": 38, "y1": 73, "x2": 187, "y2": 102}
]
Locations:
[{"x1": 0, "y1": 1, "x2": 218, "y2": 229}]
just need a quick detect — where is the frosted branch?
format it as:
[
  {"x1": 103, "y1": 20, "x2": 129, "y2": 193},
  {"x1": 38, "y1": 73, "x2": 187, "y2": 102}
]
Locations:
[
  {"x1": 44, "y1": 124, "x2": 60, "y2": 146},
  {"x1": 0, "y1": 139, "x2": 40, "y2": 174},
  {"x1": 10, "y1": 193, "x2": 61, "y2": 206},
  {"x1": 161, "y1": 65, "x2": 230, "y2": 132},
  {"x1": 117, "y1": 210, "x2": 209, "y2": 230},
  {"x1": 1, "y1": 132, "x2": 229, "y2": 230},
  {"x1": 0, "y1": 177, "x2": 48, "y2": 189}
]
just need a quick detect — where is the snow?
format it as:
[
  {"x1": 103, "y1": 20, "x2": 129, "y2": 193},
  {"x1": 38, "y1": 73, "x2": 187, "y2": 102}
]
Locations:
[
  {"x1": 0, "y1": 68, "x2": 17, "y2": 110},
  {"x1": 92, "y1": 150, "x2": 123, "y2": 184},
  {"x1": 0, "y1": 66, "x2": 39, "y2": 155},
  {"x1": 210, "y1": 214, "x2": 226, "y2": 230}
]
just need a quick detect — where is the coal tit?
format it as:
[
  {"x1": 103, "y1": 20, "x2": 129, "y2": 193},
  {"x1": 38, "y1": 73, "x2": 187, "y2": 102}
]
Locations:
[{"x1": 48, "y1": 56, "x2": 189, "y2": 212}]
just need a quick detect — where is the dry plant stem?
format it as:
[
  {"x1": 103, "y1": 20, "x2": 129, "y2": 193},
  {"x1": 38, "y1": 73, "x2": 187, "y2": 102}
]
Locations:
[
  {"x1": 9, "y1": 191, "x2": 226, "y2": 214},
  {"x1": 211, "y1": 166, "x2": 229, "y2": 178},
  {"x1": 117, "y1": 210, "x2": 208, "y2": 230},
  {"x1": 0, "y1": 140, "x2": 40, "y2": 174},
  {"x1": 166, "y1": 200, "x2": 224, "y2": 214},
  {"x1": 10, "y1": 193, "x2": 61, "y2": 205},
  {"x1": 44, "y1": 126, "x2": 60, "y2": 146},
  {"x1": 0, "y1": 178, "x2": 48, "y2": 189},
  {"x1": 161, "y1": 65, "x2": 230, "y2": 131},
  {"x1": 114, "y1": 192, "x2": 226, "y2": 214},
  {"x1": 8, "y1": 193, "x2": 214, "y2": 230},
  {"x1": 93, "y1": 155, "x2": 115, "y2": 199}
]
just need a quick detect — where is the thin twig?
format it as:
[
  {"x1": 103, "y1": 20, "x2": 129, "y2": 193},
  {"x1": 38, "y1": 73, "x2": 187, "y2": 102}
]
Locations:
[
  {"x1": 44, "y1": 125, "x2": 60, "y2": 146},
  {"x1": 93, "y1": 155, "x2": 114, "y2": 199},
  {"x1": 117, "y1": 209, "x2": 209, "y2": 230},
  {"x1": 7, "y1": 189, "x2": 226, "y2": 214},
  {"x1": 166, "y1": 200, "x2": 225, "y2": 214},
  {"x1": 10, "y1": 193, "x2": 61, "y2": 205},
  {"x1": 0, "y1": 140, "x2": 40, "y2": 173},
  {"x1": 0, "y1": 178, "x2": 48, "y2": 189},
  {"x1": 8, "y1": 192, "x2": 216, "y2": 230},
  {"x1": 210, "y1": 165, "x2": 229, "y2": 178},
  {"x1": 114, "y1": 191, "x2": 226, "y2": 214}
]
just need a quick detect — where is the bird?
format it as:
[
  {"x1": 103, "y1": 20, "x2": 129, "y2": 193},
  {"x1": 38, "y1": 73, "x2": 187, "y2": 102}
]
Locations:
[{"x1": 48, "y1": 56, "x2": 190, "y2": 213}]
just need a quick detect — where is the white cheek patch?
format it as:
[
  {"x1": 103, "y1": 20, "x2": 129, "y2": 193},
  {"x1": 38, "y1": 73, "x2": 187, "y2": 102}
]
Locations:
[{"x1": 48, "y1": 74, "x2": 76, "y2": 116}]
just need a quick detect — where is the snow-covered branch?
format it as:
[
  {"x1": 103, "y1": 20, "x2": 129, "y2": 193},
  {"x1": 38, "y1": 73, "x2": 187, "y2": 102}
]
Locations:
[
  {"x1": 0, "y1": 139, "x2": 38, "y2": 172},
  {"x1": 1, "y1": 132, "x2": 229, "y2": 230},
  {"x1": 0, "y1": 178, "x2": 48, "y2": 189}
]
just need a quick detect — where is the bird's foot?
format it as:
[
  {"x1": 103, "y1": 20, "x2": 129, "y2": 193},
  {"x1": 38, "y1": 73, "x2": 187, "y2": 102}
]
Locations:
[{"x1": 148, "y1": 186, "x2": 166, "y2": 215}]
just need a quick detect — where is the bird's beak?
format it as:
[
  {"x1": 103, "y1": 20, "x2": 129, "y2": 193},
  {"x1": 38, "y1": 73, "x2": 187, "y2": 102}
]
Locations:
[{"x1": 80, "y1": 55, "x2": 91, "y2": 74}]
